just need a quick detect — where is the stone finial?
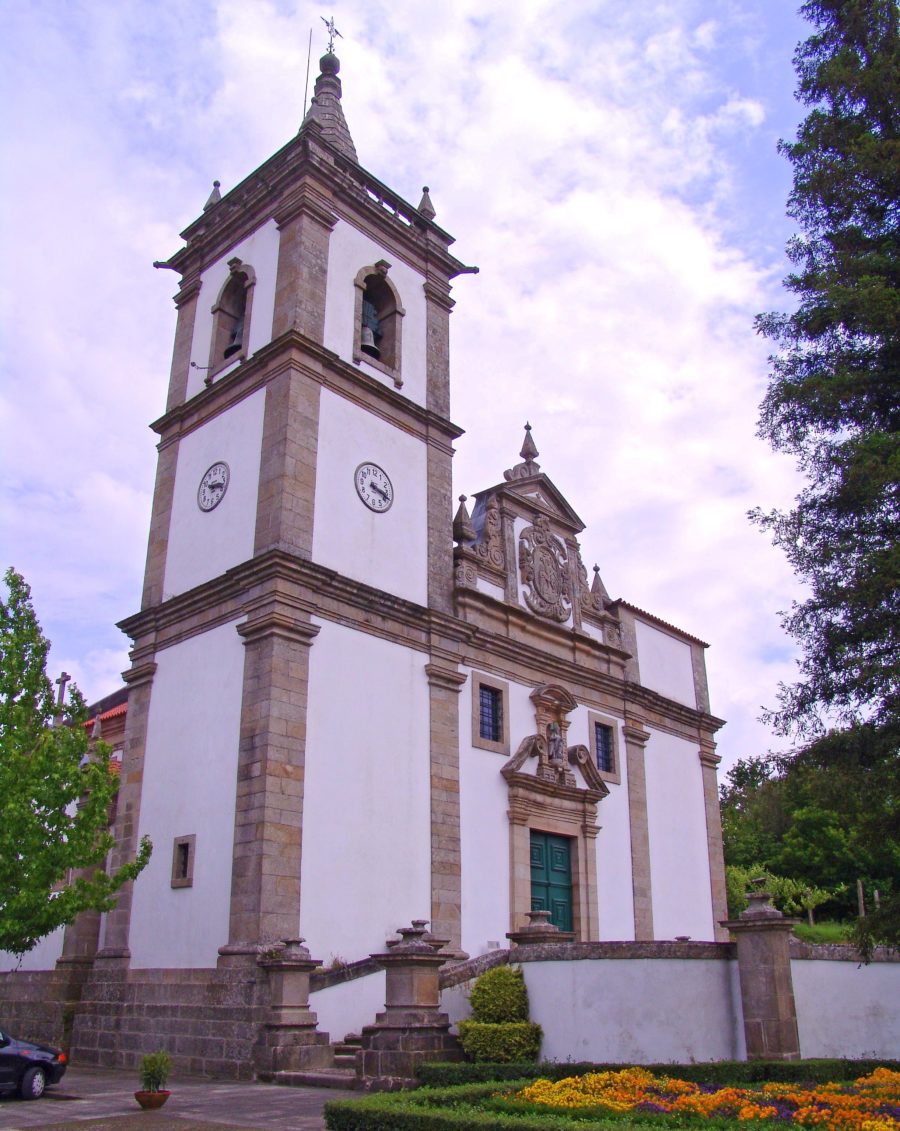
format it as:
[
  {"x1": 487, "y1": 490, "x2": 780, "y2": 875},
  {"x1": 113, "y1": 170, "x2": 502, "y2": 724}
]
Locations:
[
  {"x1": 91, "y1": 714, "x2": 103, "y2": 741},
  {"x1": 300, "y1": 51, "x2": 358, "y2": 161},
  {"x1": 418, "y1": 185, "x2": 436, "y2": 220},
  {"x1": 452, "y1": 495, "x2": 477, "y2": 545},
  {"x1": 590, "y1": 564, "x2": 610, "y2": 604},
  {"x1": 520, "y1": 422, "x2": 539, "y2": 462},
  {"x1": 504, "y1": 423, "x2": 542, "y2": 481},
  {"x1": 203, "y1": 180, "x2": 222, "y2": 211}
]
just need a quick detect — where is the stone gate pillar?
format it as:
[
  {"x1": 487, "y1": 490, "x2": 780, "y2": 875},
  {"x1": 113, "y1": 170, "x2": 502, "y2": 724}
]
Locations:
[
  {"x1": 357, "y1": 922, "x2": 461, "y2": 1088},
  {"x1": 722, "y1": 890, "x2": 800, "y2": 1061}
]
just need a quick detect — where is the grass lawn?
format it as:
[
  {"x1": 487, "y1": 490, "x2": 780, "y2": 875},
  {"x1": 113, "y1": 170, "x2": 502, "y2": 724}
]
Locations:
[{"x1": 323, "y1": 1064, "x2": 900, "y2": 1131}]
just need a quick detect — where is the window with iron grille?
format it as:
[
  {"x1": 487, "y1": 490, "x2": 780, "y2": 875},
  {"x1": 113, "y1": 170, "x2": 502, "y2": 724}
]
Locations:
[
  {"x1": 595, "y1": 721, "x2": 614, "y2": 774},
  {"x1": 479, "y1": 685, "x2": 503, "y2": 743}
]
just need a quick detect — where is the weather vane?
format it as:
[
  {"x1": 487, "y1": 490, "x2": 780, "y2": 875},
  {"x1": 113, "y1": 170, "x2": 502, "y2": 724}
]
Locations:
[{"x1": 321, "y1": 15, "x2": 342, "y2": 53}]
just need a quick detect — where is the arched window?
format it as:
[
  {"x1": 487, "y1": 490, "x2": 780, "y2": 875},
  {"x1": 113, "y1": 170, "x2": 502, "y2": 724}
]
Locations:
[
  {"x1": 352, "y1": 260, "x2": 404, "y2": 386},
  {"x1": 208, "y1": 258, "x2": 256, "y2": 379}
]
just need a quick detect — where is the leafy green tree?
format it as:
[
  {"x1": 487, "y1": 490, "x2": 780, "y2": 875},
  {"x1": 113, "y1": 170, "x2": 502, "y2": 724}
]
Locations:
[
  {"x1": 752, "y1": 0, "x2": 899, "y2": 737},
  {"x1": 0, "y1": 568, "x2": 151, "y2": 956}
]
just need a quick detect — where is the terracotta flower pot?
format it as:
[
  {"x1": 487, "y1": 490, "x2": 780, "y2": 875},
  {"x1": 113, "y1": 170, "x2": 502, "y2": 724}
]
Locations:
[{"x1": 134, "y1": 1089, "x2": 171, "y2": 1109}]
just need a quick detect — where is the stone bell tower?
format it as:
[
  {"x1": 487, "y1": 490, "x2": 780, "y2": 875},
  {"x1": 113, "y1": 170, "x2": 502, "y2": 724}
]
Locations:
[{"x1": 101, "y1": 43, "x2": 477, "y2": 977}]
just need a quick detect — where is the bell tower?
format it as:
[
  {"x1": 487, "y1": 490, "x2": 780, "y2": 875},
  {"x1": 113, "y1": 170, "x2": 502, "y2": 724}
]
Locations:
[{"x1": 102, "y1": 46, "x2": 477, "y2": 973}]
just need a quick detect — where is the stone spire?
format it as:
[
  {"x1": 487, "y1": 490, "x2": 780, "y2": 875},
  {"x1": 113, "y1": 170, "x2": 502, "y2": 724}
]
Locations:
[{"x1": 301, "y1": 52, "x2": 358, "y2": 162}]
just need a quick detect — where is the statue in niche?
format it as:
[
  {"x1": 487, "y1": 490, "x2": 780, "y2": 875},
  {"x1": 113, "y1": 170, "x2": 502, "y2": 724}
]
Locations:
[{"x1": 547, "y1": 722, "x2": 566, "y2": 766}]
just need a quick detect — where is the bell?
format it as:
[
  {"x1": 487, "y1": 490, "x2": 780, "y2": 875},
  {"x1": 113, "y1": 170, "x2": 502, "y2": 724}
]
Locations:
[
  {"x1": 223, "y1": 312, "x2": 244, "y2": 359},
  {"x1": 360, "y1": 325, "x2": 380, "y2": 359}
]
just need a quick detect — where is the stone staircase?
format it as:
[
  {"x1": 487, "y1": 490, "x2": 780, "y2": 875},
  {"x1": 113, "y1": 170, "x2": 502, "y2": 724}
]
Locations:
[{"x1": 273, "y1": 1034, "x2": 362, "y2": 1090}]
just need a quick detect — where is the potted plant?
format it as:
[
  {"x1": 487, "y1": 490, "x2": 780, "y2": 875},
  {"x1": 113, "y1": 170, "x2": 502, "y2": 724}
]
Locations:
[{"x1": 134, "y1": 1050, "x2": 172, "y2": 1109}]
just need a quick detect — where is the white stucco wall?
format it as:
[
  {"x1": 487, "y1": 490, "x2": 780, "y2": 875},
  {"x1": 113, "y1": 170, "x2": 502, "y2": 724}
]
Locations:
[
  {"x1": 162, "y1": 388, "x2": 265, "y2": 598},
  {"x1": 634, "y1": 620, "x2": 696, "y2": 707},
  {"x1": 128, "y1": 620, "x2": 245, "y2": 968},
  {"x1": 593, "y1": 718, "x2": 636, "y2": 940},
  {"x1": 312, "y1": 389, "x2": 428, "y2": 604},
  {"x1": 323, "y1": 220, "x2": 427, "y2": 406},
  {"x1": 644, "y1": 730, "x2": 715, "y2": 940},
  {"x1": 459, "y1": 746, "x2": 510, "y2": 955},
  {"x1": 792, "y1": 958, "x2": 900, "y2": 1058},
  {"x1": 186, "y1": 220, "x2": 280, "y2": 401},
  {"x1": 0, "y1": 926, "x2": 65, "y2": 972},
  {"x1": 300, "y1": 620, "x2": 431, "y2": 963},
  {"x1": 458, "y1": 670, "x2": 543, "y2": 955},
  {"x1": 522, "y1": 958, "x2": 744, "y2": 1063},
  {"x1": 310, "y1": 968, "x2": 386, "y2": 1042}
]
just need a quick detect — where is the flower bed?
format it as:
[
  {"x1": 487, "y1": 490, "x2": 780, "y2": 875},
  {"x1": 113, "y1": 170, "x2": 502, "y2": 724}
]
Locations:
[
  {"x1": 505, "y1": 1067, "x2": 900, "y2": 1130},
  {"x1": 324, "y1": 1067, "x2": 900, "y2": 1131}
]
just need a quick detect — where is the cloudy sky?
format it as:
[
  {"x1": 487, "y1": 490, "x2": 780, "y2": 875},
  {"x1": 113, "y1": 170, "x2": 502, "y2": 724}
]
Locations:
[{"x1": 2, "y1": 0, "x2": 813, "y2": 774}]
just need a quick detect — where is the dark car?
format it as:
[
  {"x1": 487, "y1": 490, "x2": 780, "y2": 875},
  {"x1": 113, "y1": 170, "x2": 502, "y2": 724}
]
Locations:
[{"x1": 0, "y1": 1029, "x2": 68, "y2": 1099}]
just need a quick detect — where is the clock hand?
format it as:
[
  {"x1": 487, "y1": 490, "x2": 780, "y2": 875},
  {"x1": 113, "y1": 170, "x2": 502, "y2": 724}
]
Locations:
[{"x1": 370, "y1": 481, "x2": 390, "y2": 501}]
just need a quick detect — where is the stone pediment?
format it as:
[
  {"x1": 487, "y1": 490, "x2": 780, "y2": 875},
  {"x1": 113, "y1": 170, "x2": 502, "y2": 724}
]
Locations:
[{"x1": 471, "y1": 474, "x2": 584, "y2": 538}]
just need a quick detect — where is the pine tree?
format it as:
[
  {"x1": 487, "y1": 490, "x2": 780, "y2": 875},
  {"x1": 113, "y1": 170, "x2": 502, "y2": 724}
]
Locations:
[
  {"x1": 0, "y1": 568, "x2": 151, "y2": 956},
  {"x1": 753, "y1": 0, "x2": 899, "y2": 736}
]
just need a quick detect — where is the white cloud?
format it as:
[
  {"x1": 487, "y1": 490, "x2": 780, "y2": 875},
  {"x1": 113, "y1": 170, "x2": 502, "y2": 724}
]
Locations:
[{"x1": 1, "y1": 0, "x2": 812, "y2": 765}]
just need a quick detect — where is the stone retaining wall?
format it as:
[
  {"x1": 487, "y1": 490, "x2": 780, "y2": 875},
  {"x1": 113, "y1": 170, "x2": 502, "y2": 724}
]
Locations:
[{"x1": 69, "y1": 963, "x2": 272, "y2": 1080}]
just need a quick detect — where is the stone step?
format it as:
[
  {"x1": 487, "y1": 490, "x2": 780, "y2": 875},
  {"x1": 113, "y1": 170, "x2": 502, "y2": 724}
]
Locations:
[
  {"x1": 273, "y1": 1067, "x2": 359, "y2": 1091},
  {"x1": 333, "y1": 1053, "x2": 357, "y2": 1068}
]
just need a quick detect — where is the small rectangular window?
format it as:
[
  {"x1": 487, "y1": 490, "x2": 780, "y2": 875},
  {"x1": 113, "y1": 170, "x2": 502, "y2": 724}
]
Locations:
[
  {"x1": 171, "y1": 834, "x2": 196, "y2": 889},
  {"x1": 471, "y1": 674, "x2": 510, "y2": 755},
  {"x1": 479, "y1": 685, "x2": 503, "y2": 743},
  {"x1": 595, "y1": 722, "x2": 614, "y2": 773},
  {"x1": 588, "y1": 711, "x2": 621, "y2": 784}
]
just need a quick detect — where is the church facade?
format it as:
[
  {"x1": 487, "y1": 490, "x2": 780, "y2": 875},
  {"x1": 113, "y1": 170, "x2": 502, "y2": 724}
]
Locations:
[{"x1": 4, "y1": 49, "x2": 728, "y2": 1059}]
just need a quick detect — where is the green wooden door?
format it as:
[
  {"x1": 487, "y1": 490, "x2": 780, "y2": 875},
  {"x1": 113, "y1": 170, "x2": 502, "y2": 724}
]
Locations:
[{"x1": 530, "y1": 831, "x2": 573, "y2": 932}]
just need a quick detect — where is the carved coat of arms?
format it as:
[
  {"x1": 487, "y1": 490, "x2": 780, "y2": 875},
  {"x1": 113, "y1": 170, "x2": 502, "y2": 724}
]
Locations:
[{"x1": 519, "y1": 514, "x2": 571, "y2": 623}]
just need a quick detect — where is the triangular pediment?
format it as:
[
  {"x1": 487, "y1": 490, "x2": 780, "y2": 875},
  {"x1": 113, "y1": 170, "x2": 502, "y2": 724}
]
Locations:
[{"x1": 472, "y1": 473, "x2": 585, "y2": 536}]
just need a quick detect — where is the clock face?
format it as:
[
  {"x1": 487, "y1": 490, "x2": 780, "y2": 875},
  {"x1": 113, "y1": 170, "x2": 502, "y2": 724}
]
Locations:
[
  {"x1": 354, "y1": 462, "x2": 394, "y2": 513},
  {"x1": 197, "y1": 461, "x2": 230, "y2": 512}
]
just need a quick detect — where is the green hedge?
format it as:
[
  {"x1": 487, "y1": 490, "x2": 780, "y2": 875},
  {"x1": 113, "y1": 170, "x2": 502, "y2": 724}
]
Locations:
[
  {"x1": 324, "y1": 1082, "x2": 626, "y2": 1130},
  {"x1": 416, "y1": 1057, "x2": 900, "y2": 1088},
  {"x1": 458, "y1": 1021, "x2": 543, "y2": 1063},
  {"x1": 469, "y1": 966, "x2": 530, "y2": 1023}
]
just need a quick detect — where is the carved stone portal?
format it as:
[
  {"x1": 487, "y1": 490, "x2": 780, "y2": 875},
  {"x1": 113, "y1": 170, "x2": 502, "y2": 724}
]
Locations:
[
  {"x1": 501, "y1": 685, "x2": 608, "y2": 940},
  {"x1": 519, "y1": 514, "x2": 571, "y2": 623}
]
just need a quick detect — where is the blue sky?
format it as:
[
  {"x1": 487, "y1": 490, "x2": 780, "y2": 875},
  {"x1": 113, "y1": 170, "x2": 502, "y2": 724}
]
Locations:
[{"x1": 1, "y1": 0, "x2": 814, "y2": 773}]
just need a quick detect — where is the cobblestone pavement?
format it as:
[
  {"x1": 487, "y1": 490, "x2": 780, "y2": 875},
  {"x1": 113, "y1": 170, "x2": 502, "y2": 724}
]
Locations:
[{"x1": 0, "y1": 1066, "x2": 356, "y2": 1131}]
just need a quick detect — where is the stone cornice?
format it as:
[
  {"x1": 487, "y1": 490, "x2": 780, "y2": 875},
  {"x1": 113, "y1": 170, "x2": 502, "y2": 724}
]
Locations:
[
  {"x1": 150, "y1": 329, "x2": 463, "y2": 452},
  {"x1": 118, "y1": 550, "x2": 477, "y2": 659},
  {"x1": 162, "y1": 129, "x2": 473, "y2": 288}
]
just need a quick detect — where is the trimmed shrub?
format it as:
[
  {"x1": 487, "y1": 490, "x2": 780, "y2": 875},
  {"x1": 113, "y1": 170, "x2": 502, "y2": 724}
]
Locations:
[
  {"x1": 457, "y1": 1020, "x2": 543, "y2": 1064},
  {"x1": 469, "y1": 965, "x2": 530, "y2": 1023},
  {"x1": 416, "y1": 1057, "x2": 900, "y2": 1088}
]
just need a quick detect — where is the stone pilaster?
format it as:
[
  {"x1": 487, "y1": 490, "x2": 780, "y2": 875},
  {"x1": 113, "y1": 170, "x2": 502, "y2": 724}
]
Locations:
[
  {"x1": 165, "y1": 276, "x2": 201, "y2": 410},
  {"x1": 424, "y1": 664, "x2": 467, "y2": 955},
  {"x1": 226, "y1": 613, "x2": 319, "y2": 950},
  {"x1": 623, "y1": 718, "x2": 654, "y2": 940},
  {"x1": 140, "y1": 440, "x2": 179, "y2": 610},
  {"x1": 272, "y1": 187, "x2": 335, "y2": 342},
  {"x1": 95, "y1": 659, "x2": 157, "y2": 963},
  {"x1": 253, "y1": 367, "x2": 321, "y2": 559},
  {"x1": 700, "y1": 738, "x2": 730, "y2": 942},
  {"x1": 722, "y1": 891, "x2": 801, "y2": 1061}
]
